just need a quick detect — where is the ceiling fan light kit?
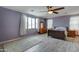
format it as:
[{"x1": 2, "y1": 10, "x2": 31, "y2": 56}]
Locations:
[{"x1": 48, "y1": 11, "x2": 53, "y2": 14}]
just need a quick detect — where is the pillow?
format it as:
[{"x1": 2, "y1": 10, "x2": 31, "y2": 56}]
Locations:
[{"x1": 55, "y1": 27, "x2": 66, "y2": 31}]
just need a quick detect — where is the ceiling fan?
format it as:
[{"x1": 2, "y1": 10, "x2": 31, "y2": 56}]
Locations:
[
  {"x1": 46, "y1": 6, "x2": 64, "y2": 14},
  {"x1": 31, "y1": 6, "x2": 64, "y2": 14}
]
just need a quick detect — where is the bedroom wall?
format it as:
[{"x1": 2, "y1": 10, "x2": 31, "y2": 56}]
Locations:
[
  {"x1": 53, "y1": 16, "x2": 70, "y2": 27},
  {"x1": 0, "y1": 7, "x2": 21, "y2": 42},
  {"x1": 0, "y1": 7, "x2": 45, "y2": 42}
]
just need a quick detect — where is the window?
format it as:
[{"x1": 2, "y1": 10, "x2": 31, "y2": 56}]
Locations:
[
  {"x1": 36, "y1": 18, "x2": 39, "y2": 29},
  {"x1": 32, "y1": 18, "x2": 35, "y2": 28},
  {"x1": 20, "y1": 14, "x2": 39, "y2": 35},
  {"x1": 23, "y1": 15, "x2": 39, "y2": 30},
  {"x1": 70, "y1": 16, "x2": 79, "y2": 30},
  {"x1": 28, "y1": 17, "x2": 32, "y2": 29},
  {"x1": 47, "y1": 19, "x2": 53, "y2": 29}
]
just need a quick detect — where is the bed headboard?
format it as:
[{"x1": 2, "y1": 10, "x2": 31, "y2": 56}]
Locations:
[{"x1": 54, "y1": 26, "x2": 69, "y2": 31}]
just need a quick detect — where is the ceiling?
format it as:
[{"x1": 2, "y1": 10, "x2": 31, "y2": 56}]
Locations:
[{"x1": 3, "y1": 6, "x2": 79, "y2": 18}]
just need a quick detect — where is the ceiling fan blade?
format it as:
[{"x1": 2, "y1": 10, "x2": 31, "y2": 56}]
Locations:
[
  {"x1": 53, "y1": 11, "x2": 58, "y2": 14},
  {"x1": 53, "y1": 7, "x2": 64, "y2": 11}
]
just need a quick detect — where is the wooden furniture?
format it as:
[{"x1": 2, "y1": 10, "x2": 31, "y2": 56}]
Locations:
[
  {"x1": 67, "y1": 30, "x2": 76, "y2": 38},
  {"x1": 39, "y1": 22, "x2": 47, "y2": 34},
  {"x1": 39, "y1": 27, "x2": 47, "y2": 34},
  {"x1": 48, "y1": 30, "x2": 66, "y2": 40}
]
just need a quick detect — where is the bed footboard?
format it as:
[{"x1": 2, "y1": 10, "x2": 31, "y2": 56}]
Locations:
[{"x1": 48, "y1": 30, "x2": 66, "y2": 40}]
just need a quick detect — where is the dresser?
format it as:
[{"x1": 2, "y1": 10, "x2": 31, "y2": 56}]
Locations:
[{"x1": 67, "y1": 30, "x2": 76, "y2": 38}]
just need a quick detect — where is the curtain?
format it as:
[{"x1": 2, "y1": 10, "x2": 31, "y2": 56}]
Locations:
[{"x1": 20, "y1": 14, "x2": 26, "y2": 35}]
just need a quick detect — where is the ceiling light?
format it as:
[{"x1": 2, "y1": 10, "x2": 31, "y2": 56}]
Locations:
[{"x1": 48, "y1": 11, "x2": 53, "y2": 14}]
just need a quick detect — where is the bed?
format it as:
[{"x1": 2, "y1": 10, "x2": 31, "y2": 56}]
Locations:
[{"x1": 48, "y1": 26, "x2": 68, "y2": 40}]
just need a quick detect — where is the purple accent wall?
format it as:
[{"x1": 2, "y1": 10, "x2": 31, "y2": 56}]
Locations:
[
  {"x1": 0, "y1": 7, "x2": 21, "y2": 42},
  {"x1": 0, "y1": 7, "x2": 49, "y2": 42},
  {"x1": 53, "y1": 16, "x2": 70, "y2": 27}
]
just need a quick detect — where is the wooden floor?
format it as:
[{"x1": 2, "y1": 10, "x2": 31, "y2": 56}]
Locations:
[
  {"x1": 3, "y1": 34, "x2": 47, "y2": 52},
  {"x1": 1, "y1": 34, "x2": 79, "y2": 52}
]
